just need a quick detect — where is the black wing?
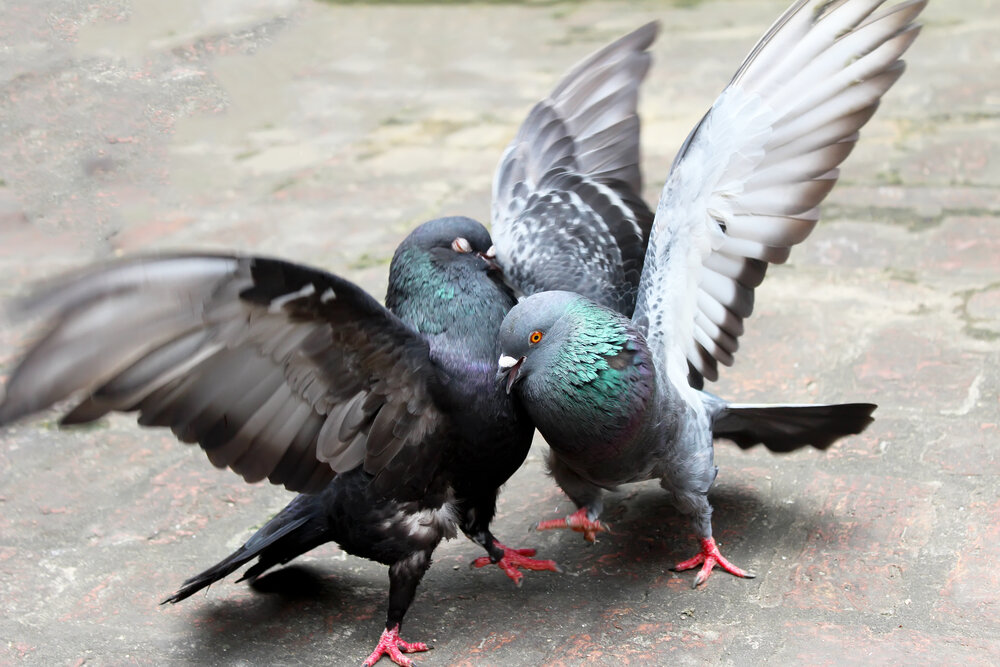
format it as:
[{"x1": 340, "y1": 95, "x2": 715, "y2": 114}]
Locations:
[
  {"x1": 491, "y1": 22, "x2": 657, "y2": 315},
  {"x1": 0, "y1": 255, "x2": 447, "y2": 498}
]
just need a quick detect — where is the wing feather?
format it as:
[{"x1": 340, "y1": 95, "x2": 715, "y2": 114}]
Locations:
[
  {"x1": 492, "y1": 22, "x2": 658, "y2": 315},
  {"x1": 269, "y1": 413, "x2": 325, "y2": 489},
  {"x1": 703, "y1": 252, "x2": 769, "y2": 286},
  {"x1": 749, "y1": 140, "x2": 856, "y2": 189},
  {"x1": 733, "y1": 172, "x2": 839, "y2": 216},
  {"x1": 231, "y1": 396, "x2": 314, "y2": 484},
  {"x1": 0, "y1": 254, "x2": 446, "y2": 497},
  {"x1": 633, "y1": 0, "x2": 926, "y2": 388}
]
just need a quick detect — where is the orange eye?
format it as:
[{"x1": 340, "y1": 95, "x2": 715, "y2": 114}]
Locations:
[{"x1": 529, "y1": 331, "x2": 543, "y2": 345}]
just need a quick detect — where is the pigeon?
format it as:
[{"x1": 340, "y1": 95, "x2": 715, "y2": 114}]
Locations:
[
  {"x1": 0, "y1": 22, "x2": 658, "y2": 667},
  {"x1": 495, "y1": 0, "x2": 924, "y2": 587}
]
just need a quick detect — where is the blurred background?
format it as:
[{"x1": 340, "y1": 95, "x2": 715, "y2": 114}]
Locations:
[{"x1": 1, "y1": 1, "x2": 998, "y2": 664}]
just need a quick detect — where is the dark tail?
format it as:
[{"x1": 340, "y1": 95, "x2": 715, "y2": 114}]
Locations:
[
  {"x1": 162, "y1": 492, "x2": 331, "y2": 604},
  {"x1": 712, "y1": 402, "x2": 877, "y2": 453}
]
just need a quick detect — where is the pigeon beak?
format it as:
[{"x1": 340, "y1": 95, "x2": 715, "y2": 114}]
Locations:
[
  {"x1": 496, "y1": 355, "x2": 525, "y2": 395},
  {"x1": 477, "y1": 247, "x2": 501, "y2": 273}
]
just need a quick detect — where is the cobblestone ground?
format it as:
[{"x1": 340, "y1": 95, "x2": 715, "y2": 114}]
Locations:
[{"x1": 1, "y1": 1, "x2": 997, "y2": 665}]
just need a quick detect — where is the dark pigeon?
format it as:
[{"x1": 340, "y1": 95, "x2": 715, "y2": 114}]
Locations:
[
  {"x1": 0, "y1": 221, "x2": 546, "y2": 666},
  {"x1": 495, "y1": 0, "x2": 924, "y2": 587},
  {"x1": 0, "y1": 23, "x2": 659, "y2": 667}
]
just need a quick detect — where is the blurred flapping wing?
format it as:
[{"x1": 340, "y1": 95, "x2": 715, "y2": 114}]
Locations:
[{"x1": 0, "y1": 255, "x2": 446, "y2": 497}]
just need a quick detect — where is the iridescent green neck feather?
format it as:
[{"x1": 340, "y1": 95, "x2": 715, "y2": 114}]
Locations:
[
  {"x1": 387, "y1": 246, "x2": 513, "y2": 362},
  {"x1": 522, "y1": 299, "x2": 655, "y2": 455}
]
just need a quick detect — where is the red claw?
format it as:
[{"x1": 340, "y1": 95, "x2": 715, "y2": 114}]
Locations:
[
  {"x1": 673, "y1": 536, "x2": 755, "y2": 588},
  {"x1": 535, "y1": 507, "x2": 610, "y2": 543},
  {"x1": 363, "y1": 625, "x2": 429, "y2": 667},
  {"x1": 471, "y1": 541, "x2": 561, "y2": 585}
]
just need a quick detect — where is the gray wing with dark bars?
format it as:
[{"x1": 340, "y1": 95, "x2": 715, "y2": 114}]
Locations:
[{"x1": 491, "y1": 22, "x2": 657, "y2": 315}]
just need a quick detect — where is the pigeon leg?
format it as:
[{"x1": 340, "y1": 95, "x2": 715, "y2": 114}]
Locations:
[
  {"x1": 460, "y1": 496, "x2": 560, "y2": 585},
  {"x1": 470, "y1": 539, "x2": 561, "y2": 585},
  {"x1": 535, "y1": 507, "x2": 610, "y2": 543},
  {"x1": 363, "y1": 625, "x2": 429, "y2": 667},
  {"x1": 661, "y1": 461, "x2": 755, "y2": 587},
  {"x1": 673, "y1": 536, "x2": 755, "y2": 588},
  {"x1": 365, "y1": 553, "x2": 432, "y2": 666},
  {"x1": 541, "y1": 454, "x2": 609, "y2": 542}
]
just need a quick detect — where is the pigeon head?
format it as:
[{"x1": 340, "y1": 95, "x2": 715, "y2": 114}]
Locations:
[
  {"x1": 496, "y1": 290, "x2": 583, "y2": 395},
  {"x1": 387, "y1": 217, "x2": 513, "y2": 345},
  {"x1": 388, "y1": 217, "x2": 501, "y2": 298},
  {"x1": 396, "y1": 216, "x2": 498, "y2": 272},
  {"x1": 498, "y1": 290, "x2": 656, "y2": 456}
]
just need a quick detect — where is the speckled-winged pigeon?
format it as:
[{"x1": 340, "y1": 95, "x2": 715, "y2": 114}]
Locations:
[{"x1": 496, "y1": 0, "x2": 923, "y2": 587}]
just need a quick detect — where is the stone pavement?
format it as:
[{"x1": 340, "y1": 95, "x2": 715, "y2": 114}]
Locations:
[{"x1": 0, "y1": 0, "x2": 997, "y2": 664}]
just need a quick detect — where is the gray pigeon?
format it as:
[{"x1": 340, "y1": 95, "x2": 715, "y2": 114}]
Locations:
[
  {"x1": 495, "y1": 0, "x2": 923, "y2": 587},
  {"x1": 0, "y1": 22, "x2": 658, "y2": 667}
]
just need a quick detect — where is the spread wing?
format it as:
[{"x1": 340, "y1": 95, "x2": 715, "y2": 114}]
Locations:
[
  {"x1": 491, "y1": 22, "x2": 657, "y2": 315},
  {"x1": 632, "y1": 0, "x2": 925, "y2": 389},
  {"x1": 0, "y1": 255, "x2": 448, "y2": 499}
]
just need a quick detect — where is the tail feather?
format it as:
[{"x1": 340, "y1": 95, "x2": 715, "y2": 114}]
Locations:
[
  {"x1": 712, "y1": 402, "x2": 876, "y2": 452},
  {"x1": 162, "y1": 493, "x2": 329, "y2": 604}
]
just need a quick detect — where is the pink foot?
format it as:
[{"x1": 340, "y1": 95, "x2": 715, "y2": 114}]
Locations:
[
  {"x1": 363, "y1": 625, "x2": 429, "y2": 667},
  {"x1": 673, "y1": 536, "x2": 755, "y2": 588},
  {"x1": 471, "y1": 540, "x2": 561, "y2": 586},
  {"x1": 535, "y1": 507, "x2": 610, "y2": 543}
]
